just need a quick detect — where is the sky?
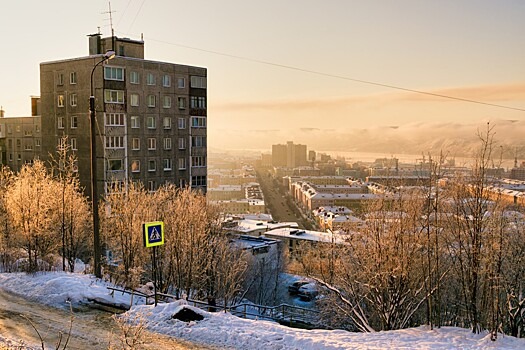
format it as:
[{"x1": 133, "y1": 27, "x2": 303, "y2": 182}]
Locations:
[
  {"x1": 2, "y1": 271, "x2": 525, "y2": 349},
  {"x1": 0, "y1": 1, "x2": 524, "y2": 152}
]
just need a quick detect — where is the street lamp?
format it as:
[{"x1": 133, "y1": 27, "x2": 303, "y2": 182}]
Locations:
[{"x1": 90, "y1": 50, "x2": 115, "y2": 278}]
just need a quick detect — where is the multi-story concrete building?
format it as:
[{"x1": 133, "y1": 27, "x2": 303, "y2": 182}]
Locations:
[
  {"x1": 271, "y1": 141, "x2": 308, "y2": 168},
  {"x1": 39, "y1": 34, "x2": 207, "y2": 196},
  {"x1": 0, "y1": 99, "x2": 42, "y2": 172},
  {"x1": 271, "y1": 144, "x2": 287, "y2": 167}
]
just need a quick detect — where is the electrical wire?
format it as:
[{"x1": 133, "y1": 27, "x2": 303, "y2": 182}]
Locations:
[
  {"x1": 118, "y1": 32, "x2": 525, "y2": 113},
  {"x1": 128, "y1": 0, "x2": 146, "y2": 33}
]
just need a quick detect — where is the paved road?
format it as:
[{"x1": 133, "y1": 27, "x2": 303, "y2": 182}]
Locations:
[
  {"x1": 0, "y1": 289, "x2": 217, "y2": 349},
  {"x1": 256, "y1": 168, "x2": 314, "y2": 230}
]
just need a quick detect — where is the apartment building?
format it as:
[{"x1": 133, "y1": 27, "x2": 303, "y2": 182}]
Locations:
[
  {"x1": 39, "y1": 34, "x2": 207, "y2": 196},
  {"x1": 0, "y1": 100, "x2": 42, "y2": 172},
  {"x1": 271, "y1": 141, "x2": 308, "y2": 168}
]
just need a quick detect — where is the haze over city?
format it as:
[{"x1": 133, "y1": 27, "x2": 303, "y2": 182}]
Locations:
[{"x1": 1, "y1": 0, "x2": 524, "y2": 154}]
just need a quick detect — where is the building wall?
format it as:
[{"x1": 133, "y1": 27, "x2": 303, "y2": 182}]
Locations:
[
  {"x1": 0, "y1": 116, "x2": 41, "y2": 172},
  {"x1": 39, "y1": 36, "x2": 207, "y2": 197},
  {"x1": 272, "y1": 144, "x2": 287, "y2": 167}
]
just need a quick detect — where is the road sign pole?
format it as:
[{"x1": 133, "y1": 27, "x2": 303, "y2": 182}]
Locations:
[{"x1": 152, "y1": 245, "x2": 158, "y2": 307}]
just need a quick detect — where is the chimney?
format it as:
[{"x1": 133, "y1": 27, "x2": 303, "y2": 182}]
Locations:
[
  {"x1": 88, "y1": 33, "x2": 102, "y2": 55},
  {"x1": 0, "y1": 107, "x2": 4, "y2": 118}
]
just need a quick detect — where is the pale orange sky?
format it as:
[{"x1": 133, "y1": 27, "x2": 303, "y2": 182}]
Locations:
[{"x1": 1, "y1": 0, "x2": 523, "y2": 150}]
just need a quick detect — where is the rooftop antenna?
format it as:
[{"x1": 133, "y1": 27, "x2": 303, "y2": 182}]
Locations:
[
  {"x1": 102, "y1": 1, "x2": 117, "y2": 50},
  {"x1": 102, "y1": 1, "x2": 116, "y2": 37}
]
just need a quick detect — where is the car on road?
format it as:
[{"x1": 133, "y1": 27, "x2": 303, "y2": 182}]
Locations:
[
  {"x1": 288, "y1": 280, "x2": 310, "y2": 295},
  {"x1": 298, "y1": 283, "x2": 318, "y2": 301}
]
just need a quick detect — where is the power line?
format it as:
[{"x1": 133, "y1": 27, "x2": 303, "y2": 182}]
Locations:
[
  {"x1": 119, "y1": 32, "x2": 525, "y2": 113},
  {"x1": 128, "y1": 0, "x2": 146, "y2": 33}
]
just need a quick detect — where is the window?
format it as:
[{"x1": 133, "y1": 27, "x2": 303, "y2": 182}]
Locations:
[
  {"x1": 70, "y1": 72, "x2": 77, "y2": 84},
  {"x1": 192, "y1": 136, "x2": 206, "y2": 147},
  {"x1": 58, "y1": 95, "x2": 65, "y2": 107},
  {"x1": 148, "y1": 159, "x2": 156, "y2": 172},
  {"x1": 191, "y1": 116, "x2": 206, "y2": 128},
  {"x1": 132, "y1": 138, "x2": 140, "y2": 150},
  {"x1": 104, "y1": 66, "x2": 124, "y2": 81},
  {"x1": 163, "y1": 159, "x2": 172, "y2": 171},
  {"x1": 163, "y1": 96, "x2": 171, "y2": 108},
  {"x1": 35, "y1": 139, "x2": 41, "y2": 147},
  {"x1": 146, "y1": 73, "x2": 155, "y2": 85},
  {"x1": 70, "y1": 94, "x2": 78, "y2": 107},
  {"x1": 104, "y1": 90, "x2": 124, "y2": 103},
  {"x1": 178, "y1": 137, "x2": 186, "y2": 150},
  {"x1": 57, "y1": 73, "x2": 64, "y2": 85},
  {"x1": 190, "y1": 96, "x2": 206, "y2": 109},
  {"x1": 148, "y1": 138, "x2": 157, "y2": 150},
  {"x1": 131, "y1": 160, "x2": 140, "y2": 172},
  {"x1": 118, "y1": 45, "x2": 125, "y2": 56},
  {"x1": 178, "y1": 158, "x2": 186, "y2": 170},
  {"x1": 107, "y1": 159, "x2": 123, "y2": 171},
  {"x1": 177, "y1": 97, "x2": 186, "y2": 109},
  {"x1": 106, "y1": 136, "x2": 125, "y2": 149},
  {"x1": 71, "y1": 138, "x2": 77, "y2": 150},
  {"x1": 164, "y1": 137, "x2": 172, "y2": 150},
  {"x1": 71, "y1": 116, "x2": 78, "y2": 128},
  {"x1": 131, "y1": 116, "x2": 140, "y2": 128},
  {"x1": 147, "y1": 95, "x2": 156, "y2": 107},
  {"x1": 16, "y1": 139, "x2": 21, "y2": 148},
  {"x1": 57, "y1": 138, "x2": 67, "y2": 150},
  {"x1": 146, "y1": 116, "x2": 156, "y2": 129},
  {"x1": 58, "y1": 117, "x2": 65, "y2": 129},
  {"x1": 105, "y1": 113, "x2": 125, "y2": 126},
  {"x1": 148, "y1": 180, "x2": 156, "y2": 192},
  {"x1": 130, "y1": 71, "x2": 139, "y2": 84},
  {"x1": 192, "y1": 175, "x2": 206, "y2": 187},
  {"x1": 163, "y1": 117, "x2": 171, "y2": 129},
  {"x1": 178, "y1": 117, "x2": 186, "y2": 129},
  {"x1": 25, "y1": 144, "x2": 33, "y2": 151},
  {"x1": 35, "y1": 125, "x2": 40, "y2": 133},
  {"x1": 24, "y1": 129, "x2": 33, "y2": 136},
  {"x1": 192, "y1": 156, "x2": 206, "y2": 167},
  {"x1": 177, "y1": 77, "x2": 185, "y2": 88},
  {"x1": 190, "y1": 76, "x2": 206, "y2": 88},
  {"x1": 130, "y1": 93, "x2": 139, "y2": 106},
  {"x1": 162, "y1": 75, "x2": 171, "y2": 87}
]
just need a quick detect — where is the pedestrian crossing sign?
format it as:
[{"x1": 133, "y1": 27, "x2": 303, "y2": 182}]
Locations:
[{"x1": 143, "y1": 221, "x2": 165, "y2": 248}]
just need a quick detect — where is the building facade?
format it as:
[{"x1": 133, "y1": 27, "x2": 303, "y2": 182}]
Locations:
[
  {"x1": 271, "y1": 141, "x2": 308, "y2": 168},
  {"x1": 0, "y1": 100, "x2": 42, "y2": 172},
  {"x1": 39, "y1": 34, "x2": 207, "y2": 196}
]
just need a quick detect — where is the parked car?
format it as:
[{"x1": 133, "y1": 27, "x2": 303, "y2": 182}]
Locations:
[
  {"x1": 288, "y1": 280, "x2": 310, "y2": 295},
  {"x1": 298, "y1": 283, "x2": 318, "y2": 301}
]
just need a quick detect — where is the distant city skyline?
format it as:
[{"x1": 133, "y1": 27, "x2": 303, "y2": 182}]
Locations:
[{"x1": 1, "y1": 0, "x2": 524, "y2": 150}]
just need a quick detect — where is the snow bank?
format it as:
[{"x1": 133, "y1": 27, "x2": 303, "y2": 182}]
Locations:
[{"x1": 1, "y1": 272, "x2": 525, "y2": 349}]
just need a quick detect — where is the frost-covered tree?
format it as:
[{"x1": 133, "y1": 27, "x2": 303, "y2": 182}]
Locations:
[
  {"x1": 6, "y1": 161, "x2": 58, "y2": 271},
  {"x1": 49, "y1": 136, "x2": 91, "y2": 272},
  {"x1": 0, "y1": 166, "x2": 14, "y2": 271},
  {"x1": 298, "y1": 190, "x2": 430, "y2": 331},
  {"x1": 101, "y1": 181, "x2": 154, "y2": 286}
]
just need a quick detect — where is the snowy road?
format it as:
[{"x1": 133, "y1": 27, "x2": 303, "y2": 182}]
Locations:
[{"x1": 0, "y1": 290, "x2": 217, "y2": 349}]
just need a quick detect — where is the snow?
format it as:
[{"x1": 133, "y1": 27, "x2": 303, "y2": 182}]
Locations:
[{"x1": 1, "y1": 271, "x2": 525, "y2": 349}]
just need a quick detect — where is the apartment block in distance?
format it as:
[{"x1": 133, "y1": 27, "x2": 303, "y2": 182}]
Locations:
[
  {"x1": 0, "y1": 98, "x2": 42, "y2": 172},
  {"x1": 271, "y1": 141, "x2": 308, "y2": 168},
  {"x1": 39, "y1": 34, "x2": 207, "y2": 196}
]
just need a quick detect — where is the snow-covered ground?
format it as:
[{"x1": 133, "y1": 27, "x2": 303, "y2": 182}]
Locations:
[{"x1": 1, "y1": 271, "x2": 524, "y2": 350}]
